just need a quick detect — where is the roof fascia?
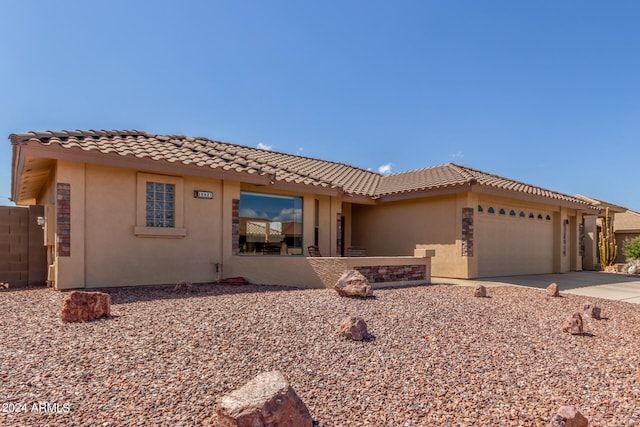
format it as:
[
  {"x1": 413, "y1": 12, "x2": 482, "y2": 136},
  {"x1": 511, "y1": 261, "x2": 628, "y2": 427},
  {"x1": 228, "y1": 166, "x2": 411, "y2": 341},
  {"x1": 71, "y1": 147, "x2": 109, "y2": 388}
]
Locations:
[
  {"x1": 373, "y1": 183, "x2": 472, "y2": 203},
  {"x1": 471, "y1": 185, "x2": 599, "y2": 214},
  {"x1": 10, "y1": 142, "x2": 24, "y2": 203},
  {"x1": 17, "y1": 142, "x2": 348, "y2": 198}
]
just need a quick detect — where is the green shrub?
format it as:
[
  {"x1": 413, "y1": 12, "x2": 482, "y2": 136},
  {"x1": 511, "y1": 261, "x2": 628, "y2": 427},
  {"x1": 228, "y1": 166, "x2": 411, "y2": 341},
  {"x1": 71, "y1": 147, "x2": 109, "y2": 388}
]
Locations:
[{"x1": 622, "y1": 236, "x2": 640, "y2": 260}]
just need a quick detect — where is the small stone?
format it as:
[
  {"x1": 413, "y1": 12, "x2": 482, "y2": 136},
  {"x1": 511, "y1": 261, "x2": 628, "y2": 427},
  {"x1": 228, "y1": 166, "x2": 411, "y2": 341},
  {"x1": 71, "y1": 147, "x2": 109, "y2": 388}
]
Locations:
[
  {"x1": 333, "y1": 270, "x2": 373, "y2": 298},
  {"x1": 216, "y1": 370, "x2": 313, "y2": 427},
  {"x1": 172, "y1": 280, "x2": 193, "y2": 293},
  {"x1": 339, "y1": 316, "x2": 370, "y2": 341},
  {"x1": 546, "y1": 283, "x2": 560, "y2": 297},
  {"x1": 582, "y1": 302, "x2": 601, "y2": 319},
  {"x1": 562, "y1": 312, "x2": 584, "y2": 335},
  {"x1": 60, "y1": 291, "x2": 111, "y2": 323},
  {"x1": 474, "y1": 285, "x2": 487, "y2": 298},
  {"x1": 548, "y1": 405, "x2": 588, "y2": 427}
]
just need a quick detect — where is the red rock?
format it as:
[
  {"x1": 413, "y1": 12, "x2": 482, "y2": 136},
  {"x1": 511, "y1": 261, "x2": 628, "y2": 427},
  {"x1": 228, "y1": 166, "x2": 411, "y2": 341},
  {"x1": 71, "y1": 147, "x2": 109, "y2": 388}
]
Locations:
[
  {"x1": 219, "y1": 277, "x2": 250, "y2": 285},
  {"x1": 546, "y1": 283, "x2": 560, "y2": 297},
  {"x1": 582, "y1": 302, "x2": 601, "y2": 319},
  {"x1": 216, "y1": 370, "x2": 313, "y2": 427},
  {"x1": 562, "y1": 312, "x2": 584, "y2": 335},
  {"x1": 334, "y1": 270, "x2": 373, "y2": 297},
  {"x1": 60, "y1": 291, "x2": 111, "y2": 323},
  {"x1": 474, "y1": 285, "x2": 487, "y2": 297},
  {"x1": 339, "y1": 316, "x2": 370, "y2": 341},
  {"x1": 548, "y1": 405, "x2": 588, "y2": 427},
  {"x1": 172, "y1": 280, "x2": 193, "y2": 293}
]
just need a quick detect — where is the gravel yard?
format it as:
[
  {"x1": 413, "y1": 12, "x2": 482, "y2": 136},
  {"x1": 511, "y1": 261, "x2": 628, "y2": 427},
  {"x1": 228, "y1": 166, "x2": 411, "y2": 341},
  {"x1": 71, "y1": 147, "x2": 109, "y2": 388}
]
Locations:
[{"x1": 1, "y1": 283, "x2": 639, "y2": 426}]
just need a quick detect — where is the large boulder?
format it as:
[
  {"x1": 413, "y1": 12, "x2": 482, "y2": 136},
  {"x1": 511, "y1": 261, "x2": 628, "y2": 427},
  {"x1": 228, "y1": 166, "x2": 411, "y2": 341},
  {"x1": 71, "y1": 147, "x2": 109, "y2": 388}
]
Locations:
[
  {"x1": 60, "y1": 291, "x2": 111, "y2": 323},
  {"x1": 216, "y1": 370, "x2": 313, "y2": 427},
  {"x1": 548, "y1": 405, "x2": 588, "y2": 427},
  {"x1": 339, "y1": 316, "x2": 370, "y2": 341},
  {"x1": 562, "y1": 312, "x2": 584, "y2": 335},
  {"x1": 334, "y1": 270, "x2": 373, "y2": 298}
]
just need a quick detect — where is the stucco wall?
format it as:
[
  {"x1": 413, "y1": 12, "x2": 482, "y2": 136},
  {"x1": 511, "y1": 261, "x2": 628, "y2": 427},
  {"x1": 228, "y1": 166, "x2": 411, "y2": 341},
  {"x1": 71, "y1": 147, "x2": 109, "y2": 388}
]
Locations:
[{"x1": 351, "y1": 195, "x2": 466, "y2": 277}]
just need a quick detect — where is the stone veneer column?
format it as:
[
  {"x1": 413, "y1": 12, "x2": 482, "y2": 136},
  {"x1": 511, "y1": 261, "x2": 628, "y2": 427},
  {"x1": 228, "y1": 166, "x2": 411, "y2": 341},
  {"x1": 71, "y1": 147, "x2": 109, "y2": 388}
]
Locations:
[
  {"x1": 232, "y1": 199, "x2": 239, "y2": 255},
  {"x1": 56, "y1": 183, "x2": 71, "y2": 257},
  {"x1": 336, "y1": 213, "x2": 343, "y2": 256},
  {"x1": 461, "y1": 207, "x2": 473, "y2": 257}
]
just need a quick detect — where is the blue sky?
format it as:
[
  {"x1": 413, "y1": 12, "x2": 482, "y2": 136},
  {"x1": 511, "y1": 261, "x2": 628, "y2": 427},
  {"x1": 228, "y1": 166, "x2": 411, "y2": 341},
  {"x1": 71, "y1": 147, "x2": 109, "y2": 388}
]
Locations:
[{"x1": 1, "y1": 1, "x2": 639, "y2": 210}]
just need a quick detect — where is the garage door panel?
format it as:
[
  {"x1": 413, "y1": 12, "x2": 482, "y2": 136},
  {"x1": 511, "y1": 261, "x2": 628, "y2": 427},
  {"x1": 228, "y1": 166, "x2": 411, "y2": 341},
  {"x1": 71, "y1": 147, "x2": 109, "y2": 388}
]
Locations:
[{"x1": 477, "y1": 214, "x2": 553, "y2": 277}]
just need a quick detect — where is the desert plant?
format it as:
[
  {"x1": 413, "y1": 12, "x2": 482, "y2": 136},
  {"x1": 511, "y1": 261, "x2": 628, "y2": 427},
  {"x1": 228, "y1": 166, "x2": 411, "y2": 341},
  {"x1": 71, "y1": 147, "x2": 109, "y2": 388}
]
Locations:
[
  {"x1": 598, "y1": 207, "x2": 617, "y2": 269},
  {"x1": 622, "y1": 236, "x2": 640, "y2": 260}
]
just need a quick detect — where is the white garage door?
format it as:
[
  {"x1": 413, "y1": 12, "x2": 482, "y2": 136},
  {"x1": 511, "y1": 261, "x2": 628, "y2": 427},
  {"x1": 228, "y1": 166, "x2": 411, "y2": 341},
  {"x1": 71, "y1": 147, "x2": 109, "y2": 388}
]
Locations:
[{"x1": 476, "y1": 208, "x2": 554, "y2": 277}]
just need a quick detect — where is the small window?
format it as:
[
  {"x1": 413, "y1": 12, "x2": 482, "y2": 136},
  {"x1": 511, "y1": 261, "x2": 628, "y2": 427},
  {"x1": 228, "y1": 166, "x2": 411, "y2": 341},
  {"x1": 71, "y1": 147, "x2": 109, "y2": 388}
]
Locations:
[
  {"x1": 537, "y1": 214, "x2": 543, "y2": 220},
  {"x1": 146, "y1": 182, "x2": 175, "y2": 227},
  {"x1": 499, "y1": 208, "x2": 506, "y2": 215},
  {"x1": 529, "y1": 212, "x2": 535, "y2": 219},
  {"x1": 519, "y1": 211, "x2": 526, "y2": 218},
  {"x1": 135, "y1": 173, "x2": 186, "y2": 237},
  {"x1": 488, "y1": 207, "x2": 495, "y2": 214},
  {"x1": 546, "y1": 215, "x2": 551, "y2": 221},
  {"x1": 477, "y1": 205, "x2": 483, "y2": 213},
  {"x1": 509, "y1": 210, "x2": 516, "y2": 216}
]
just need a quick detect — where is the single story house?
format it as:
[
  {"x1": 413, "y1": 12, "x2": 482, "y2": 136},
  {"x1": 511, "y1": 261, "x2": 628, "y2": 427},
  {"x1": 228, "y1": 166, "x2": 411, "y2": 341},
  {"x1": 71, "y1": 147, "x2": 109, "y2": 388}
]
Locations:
[{"x1": 9, "y1": 130, "x2": 599, "y2": 290}]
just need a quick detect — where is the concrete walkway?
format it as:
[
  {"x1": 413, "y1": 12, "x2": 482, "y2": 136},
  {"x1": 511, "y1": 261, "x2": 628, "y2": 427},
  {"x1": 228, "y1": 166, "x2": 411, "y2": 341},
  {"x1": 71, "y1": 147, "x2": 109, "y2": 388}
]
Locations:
[{"x1": 431, "y1": 271, "x2": 640, "y2": 304}]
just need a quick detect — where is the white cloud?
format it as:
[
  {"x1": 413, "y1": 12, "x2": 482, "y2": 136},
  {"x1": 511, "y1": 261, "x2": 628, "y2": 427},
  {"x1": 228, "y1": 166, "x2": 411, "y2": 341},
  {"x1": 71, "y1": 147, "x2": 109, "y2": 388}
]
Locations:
[
  {"x1": 378, "y1": 163, "x2": 393, "y2": 175},
  {"x1": 450, "y1": 151, "x2": 464, "y2": 160},
  {"x1": 257, "y1": 143, "x2": 272, "y2": 150}
]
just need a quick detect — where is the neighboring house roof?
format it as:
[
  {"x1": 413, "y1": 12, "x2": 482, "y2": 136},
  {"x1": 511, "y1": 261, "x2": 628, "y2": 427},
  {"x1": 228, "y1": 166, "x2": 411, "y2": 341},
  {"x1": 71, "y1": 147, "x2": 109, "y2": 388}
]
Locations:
[
  {"x1": 9, "y1": 129, "x2": 597, "y2": 211},
  {"x1": 574, "y1": 194, "x2": 627, "y2": 214},
  {"x1": 613, "y1": 210, "x2": 640, "y2": 233}
]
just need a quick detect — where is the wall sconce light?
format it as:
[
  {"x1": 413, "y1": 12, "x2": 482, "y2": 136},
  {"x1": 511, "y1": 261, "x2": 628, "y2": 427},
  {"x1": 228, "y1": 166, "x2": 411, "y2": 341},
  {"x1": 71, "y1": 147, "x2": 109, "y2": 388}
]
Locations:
[
  {"x1": 37, "y1": 216, "x2": 46, "y2": 226},
  {"x1": 564, "y1": 219, "x2": 570, "y2": 225}
]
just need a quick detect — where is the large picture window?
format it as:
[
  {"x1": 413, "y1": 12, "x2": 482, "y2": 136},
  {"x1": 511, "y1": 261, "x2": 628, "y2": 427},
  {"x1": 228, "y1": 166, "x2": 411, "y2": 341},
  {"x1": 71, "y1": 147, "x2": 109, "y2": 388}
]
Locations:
[{"x1": 239, "y1": 191, "x2": 303, "y2": 255}]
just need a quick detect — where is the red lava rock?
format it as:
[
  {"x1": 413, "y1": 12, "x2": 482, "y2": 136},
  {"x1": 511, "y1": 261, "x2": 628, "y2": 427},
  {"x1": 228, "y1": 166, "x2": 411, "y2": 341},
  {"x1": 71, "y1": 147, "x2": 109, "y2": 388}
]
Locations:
[
  {"x1": 60, "y1": 291, "x2": 111, "y2": 323},
  {"x1": 219, "y1": 277, "x2": 250, "y2": 285},
  {"x1": 334, "y1": 270, "x2": 373, "y2": 297},
  {"x1": 548, "y1": 405, "x2": 588, "y2": 427},
  {"x1": 216, "y1": 370, "x2": 313, "y2": 427},
  {"x1": 339, "y1": 316, "x2": 370, "y2": 341},
  {"x1": 546, "y1": 283, "x2": 560, "y2": 297},
  {"x1": 474, "y1": 285, "x2": 487, "y2": 298},
  {"x1": 582, "y1": 302, "x2": 601, "y2": 319},
  {"x1": 562, "y1": 312, "x2": 584, "y2": 335},
  {"x1": 172, "y1": 280, "x2": 193, "y2": 293}
]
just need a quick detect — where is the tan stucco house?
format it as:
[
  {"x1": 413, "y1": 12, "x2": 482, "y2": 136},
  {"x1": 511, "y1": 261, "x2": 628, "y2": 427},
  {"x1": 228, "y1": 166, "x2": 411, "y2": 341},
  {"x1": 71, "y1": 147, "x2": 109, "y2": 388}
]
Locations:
[{"x1": 10, "y1": 130, "x2": 599, "y2": 290}]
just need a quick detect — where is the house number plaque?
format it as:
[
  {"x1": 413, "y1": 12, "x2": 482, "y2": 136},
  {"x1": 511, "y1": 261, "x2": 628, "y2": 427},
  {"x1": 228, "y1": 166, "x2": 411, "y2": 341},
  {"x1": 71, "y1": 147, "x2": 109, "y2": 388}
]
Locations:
[{"x1": 194, "y1": 190, "x2": 213, "y2": 199}]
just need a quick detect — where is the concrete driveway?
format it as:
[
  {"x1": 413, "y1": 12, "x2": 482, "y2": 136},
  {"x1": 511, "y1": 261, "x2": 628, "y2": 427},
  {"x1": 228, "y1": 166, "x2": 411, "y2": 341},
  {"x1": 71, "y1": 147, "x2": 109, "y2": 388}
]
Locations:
[{"x1": 431, "y1": 271, "x2": 640, "y2": 304}]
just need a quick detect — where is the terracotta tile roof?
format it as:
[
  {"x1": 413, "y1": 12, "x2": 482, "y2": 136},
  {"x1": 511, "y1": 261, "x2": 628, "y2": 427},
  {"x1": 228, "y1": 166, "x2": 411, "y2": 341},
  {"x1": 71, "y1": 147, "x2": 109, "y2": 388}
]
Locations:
[
  {"x1": 9, "y1": 130, "x2": 596, "y2": 209},
  {"x1": 9, "y1": 129, "x2": 381, "y2": 196},
  {"x1": 376, "y1": 163, "x2": 595, "y2": 207}
]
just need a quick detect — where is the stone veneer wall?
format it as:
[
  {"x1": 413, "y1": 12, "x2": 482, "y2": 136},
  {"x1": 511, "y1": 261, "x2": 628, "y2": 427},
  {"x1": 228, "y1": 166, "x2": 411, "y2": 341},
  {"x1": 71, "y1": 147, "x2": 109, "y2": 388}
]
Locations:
[
  {"x1": 354, "y1": 264, "x2": 426, "y2": 283},
  {"x1": 57, "y1": 183, "x2": 71, "y2": 257}
]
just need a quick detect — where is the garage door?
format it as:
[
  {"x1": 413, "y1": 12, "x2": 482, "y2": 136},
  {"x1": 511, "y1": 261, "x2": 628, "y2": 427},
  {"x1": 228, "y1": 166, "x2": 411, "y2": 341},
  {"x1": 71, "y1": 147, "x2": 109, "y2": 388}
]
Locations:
[{"x1": 476, "y1": 208, "x2": 554, "y2": 277}]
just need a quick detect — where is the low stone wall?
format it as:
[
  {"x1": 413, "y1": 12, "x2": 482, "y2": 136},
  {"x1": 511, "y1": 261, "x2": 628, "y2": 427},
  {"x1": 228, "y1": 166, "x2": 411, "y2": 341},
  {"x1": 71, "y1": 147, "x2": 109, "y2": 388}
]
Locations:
[
  {"x1": 310, "y1": 251, "x2": 434, "y2": 289},
  {"x1": 227, "y1": 249, "x2": 435, "y2": 289}
]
